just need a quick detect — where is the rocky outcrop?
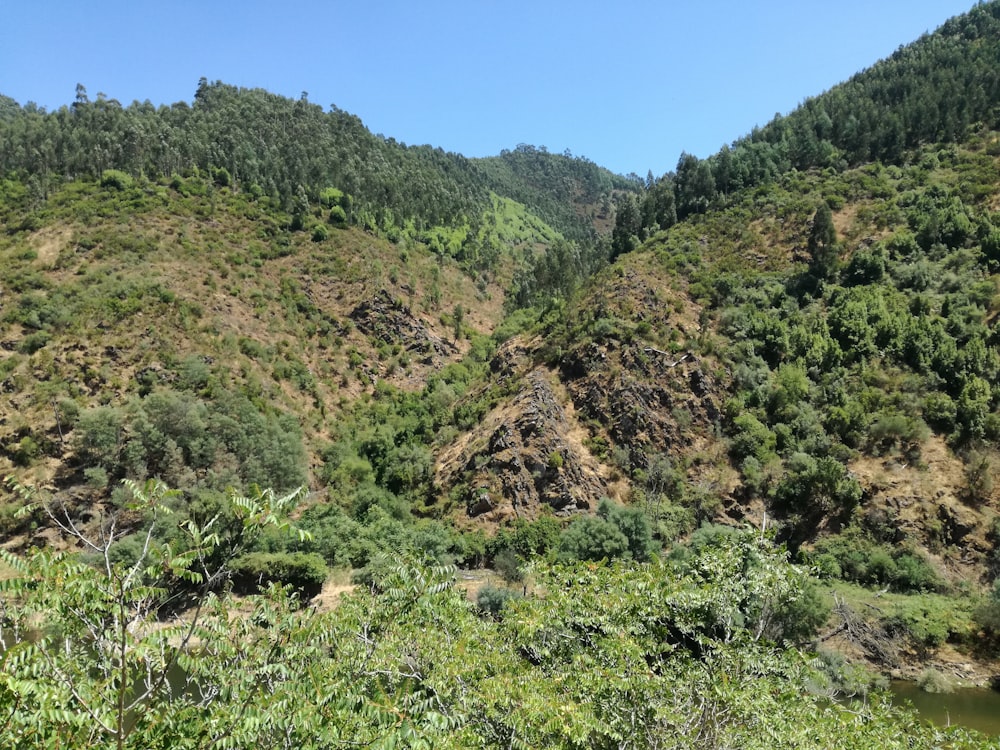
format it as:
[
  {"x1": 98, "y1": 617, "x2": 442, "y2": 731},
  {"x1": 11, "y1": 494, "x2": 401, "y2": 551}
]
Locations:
[
  {"x1": 439, "y1": 365, "x2": 608, "y2": 526},
  {"x1": 560, "y1": 339, "x2": 722, "y2": 471},
  {"x1": 350, "y1": 290, "x2": 455, "y2": 365}
]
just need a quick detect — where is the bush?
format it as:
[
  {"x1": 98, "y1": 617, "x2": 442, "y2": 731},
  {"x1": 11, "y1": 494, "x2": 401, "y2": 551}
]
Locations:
[
  {"x1": 558, "y1": 516, "x2": 630, "y2": 563},
  {"x1": 492, "y1": 549, "x2": 525, "y2": 583},
  {"x1": 75, "y1": 406, "x2": 126, "y2": 471},
  {"x1": 328, "y1": 205, "x2": 348, "y2": 226},
  {"x1": 12, "y1": 435, "x2": 41, "y2": 467},
  {"x1": 843, "y1": 245, "x2": 887, "y2": 285},
  {"x1": 729, "y1": 413, "x2": 776, "y2": 462},
  {"x1": 772, "y1": 453, "x2": 862, "y2": 518},
  {"x1": 922, "y1": 392, "x2": 957, "y2": 433},
  {"x1": 916, "y1": 668, "x2": 954, "y2": 694},
  {"x1": 867, "y1": 413, "x2": 929, "y2": 456},
  {"x1": 884, "y1": 594, "x2": 973, "y2": 651},
  {"x1": 771, "y1": 578, "x2": 830, "y2": 644},
  {"x1": 230, "y1": 552, "x2": 328, "y2": 599},
  {"x1": 810, "y1": 532, "x2": 940, "y2": 592},
  {"x1": 963, "y1": 451, "x2": 994, "y2": 504},
  {"x1": 597, "y1": 498, "x2": 657, "y2": 562},
  {"x1": 319, "y1": 187, "x2": 351, "y2": 211},
  {"x1": 476, "y1": 584, "x2": 522, "y2": 620},
  {"x1": 211, "y1": 167, "x2": 231, "y2": 188},
  {"x1": 892, "y1": 552, "x2": 939, "y2": 592},
  {"x1": 17, "y1": 330, "x2": 51, "y2": 354},
  {"x1": 810, "y1": 648, "x2": 887, "y2": 698},
  {"x1": 83, "y1": 466, "x2": 109, "y2": 491},
  {"x1": 100, "y1": 169, "x2": 134, "y2": 191},
  {"x1": 973, "y1": 580, "x2": 1000, "y2": 640},
  {"x1": 487, "y1": 517, "x2": 562, "y2": 560}
]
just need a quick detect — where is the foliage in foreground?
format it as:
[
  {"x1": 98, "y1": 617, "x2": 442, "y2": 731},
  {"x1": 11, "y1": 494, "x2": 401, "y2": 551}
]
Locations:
[{"x1": 0, "y1": 484, "x2": 987, "y2": 749}]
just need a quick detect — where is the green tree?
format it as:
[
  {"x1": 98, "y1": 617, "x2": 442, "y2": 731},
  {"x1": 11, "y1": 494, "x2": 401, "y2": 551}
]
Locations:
[
  {"x1": 0, "y1": 504, "x2": 981, "y2": 748},
  {"x1": 773, "y1": 452, "x2": 862, "y2": 520},
  {"x1": 675, "y1": 151, "x2": 716, "y2": 219},
  {"x1": 808, "y1": 203, "x2": 839, "y2": 281},
  {"x1": 0, "y1": 477, "x2": 309, "y2": 749},
  {"x1": 640, "y1": 177, "x2": 677, "y2": 234},
  {"x1": 611, "y1": 193, "x2": 641, "y2": 259},
  {"x1": 452, "y1": 303, "x2": 464, "y2": 342},
  {"x1": 597, "y1": 497, "x2": 656, "y2": 562},
  {"x1": 557, "y1": 515, "x2": 630, "y2": 562}
]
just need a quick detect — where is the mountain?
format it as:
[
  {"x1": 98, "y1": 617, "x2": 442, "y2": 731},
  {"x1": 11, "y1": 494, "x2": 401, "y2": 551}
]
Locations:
[
  {"x1": 657, "y1": 1, "x2": 1000, "y2": 219},
  {"x1": 2, "y1": 2, "x2": 1000, "y2": 744},
  {"x1": 0, "y1": 80, "x2": 634, "y2": 240},
  {"x1": 3, "y1": 0, "x2": 999, "y2": 589}
]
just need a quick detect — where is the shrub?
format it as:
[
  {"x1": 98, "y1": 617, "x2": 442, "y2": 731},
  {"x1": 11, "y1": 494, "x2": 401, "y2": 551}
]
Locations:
[
  {"x1": 492, "y1": 549, "x2": 525, "y2": 583},
  {"x1": 75, "y1": 406, "x2": 126, "y2": 471},
  {"x1": 729, "y1": 413, "x2": 776, "y2": 462},
  {"x1": 12, "y1": 436, "x2": 41, "y2": 467},
  {"x1": 476, "y1": 584, "x2": 522, "y2": 620},
  {"x1": 916, "y1": 668, "x2": 954, "y2": 694},
  {"x1": 770, "y1": 577, "x2": 830, "y2": 644},
  {"x1": 883, "y1": 593, "x2": 973, "y2": 652},
  {"x1": 964, "y1": 451, "x2": 994, "y2": 504},
  {"x1": 810, "y1": 648, "x2": 886, "y2": 698},
  {"x1": 17, "y1": 330, "x2": 51, "y2": 354},
  {"x1": 922, "y1": 392, "x2": 957, "y2": 433},
  {"x1": 973, "y1": 580, "x2": 1000, "y2": 640},
  {"x1": 811, "y1": 532, "x2": 941, "y2": 592},
  {"x1": 843, "y1": 245, "x2": 887, "y2": 285},
  {"x1": 230, "y1": 552, "x2": 328, "y2": 599},
  {"x1": 487, "y1": 517, "x2": 562, "y2": 560},
  {"x1": 100, "y1": 169, "x2": 134, "y2": 190},
  {"x1": 772, "y1": 453, "x2": 862, "y2": 517},
  {"x1": 867, "y1": 413, "x2": 929, "y2": 456},
  {"x1": 558, "y1": 516, "x2": 630, "y2": 563},
  {"x1": 892, "y1": 552, "x2": 940, "y2": 592},
  {"x1": 319, "y1": 187, "x2": 351, "y2": 211},
  {"x1": 597, "y1": 498, "x2": 657, "y2": 562},
  {"x1": 83, "y1": 466, "x2": 109, "y2": 491},
  {"x1": 211, "y1": 167, "x2": 231, "y2": 188},
  {"x1": 328, "y1": 205, "x2": 348, "y2": 226}
]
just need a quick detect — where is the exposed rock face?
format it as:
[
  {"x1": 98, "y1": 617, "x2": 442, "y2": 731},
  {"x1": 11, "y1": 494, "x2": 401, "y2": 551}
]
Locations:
[
  {"x1": 350, "y1": 290, "x2": 455, "y2": 365},
  {"x1": 560, "y1": 339, "x2": 722, "y2": 472},
  {"x1": 438, "y1": 357, "x2": 608, "y2": 526},
  {"x1": 938, "y1": 502, "x2": 978, "y2": 547},
  {"x1": 436, "y1": 258, "x2": 735, "y2": 528}
]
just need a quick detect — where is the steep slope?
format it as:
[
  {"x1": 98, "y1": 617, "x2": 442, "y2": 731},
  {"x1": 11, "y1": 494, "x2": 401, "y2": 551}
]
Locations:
[
  {"x1": 436, "y1": 338, "x2": 612, "y2": 527},
  {"x1": 0, "y1": 81, "x2": 633, "y2": 246},
  {"x1": 419, "y1": 129, "x2": 1000, "y2": 684},
  {"x1": 556, "y1": 133, "x2": 1000, "y2": 581},
  {"x1": 0, "y1": 176, "x2": 502, "y2": 497},
  {"x1": 476, "y1": 144, "x2": 638, "y2": 240},
  {"x1": 635, "y1": 1, "x2": 1000, "y2": 234}
]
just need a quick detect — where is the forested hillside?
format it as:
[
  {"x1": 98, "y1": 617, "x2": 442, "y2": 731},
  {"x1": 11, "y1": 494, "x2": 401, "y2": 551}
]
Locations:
[
  {"x1": 3, "y1": 1, "x2": 1000, "y2": 747},
  {"x1": 0, "y1": 80, "x2": 633, "y2": 241},
  {"x1": 645, "y1": 0, "x2": 1000, "y2": 223}
]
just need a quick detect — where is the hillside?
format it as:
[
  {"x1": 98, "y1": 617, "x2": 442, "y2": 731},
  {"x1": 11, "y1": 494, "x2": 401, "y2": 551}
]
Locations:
[
  {"x1": 4, "y1": 2, "x2": 1000, "y2": 745},
  {"x1": 1, "y1": 2, "x2": 999, "y2": 621},
  {"x1": 648, "y1": 1, "x2": 1000, "y2": 223}
]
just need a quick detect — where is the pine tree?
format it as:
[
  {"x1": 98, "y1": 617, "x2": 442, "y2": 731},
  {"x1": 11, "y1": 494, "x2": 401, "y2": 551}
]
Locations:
[{"x1": 808, "y1": 203, "x2": 839, "y2": 280}]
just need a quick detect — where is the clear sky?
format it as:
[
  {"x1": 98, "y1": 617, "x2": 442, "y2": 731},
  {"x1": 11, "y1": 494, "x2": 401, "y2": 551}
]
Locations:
[{"x1": 0, "y1": 1, "x2": 978, "y2": 177}]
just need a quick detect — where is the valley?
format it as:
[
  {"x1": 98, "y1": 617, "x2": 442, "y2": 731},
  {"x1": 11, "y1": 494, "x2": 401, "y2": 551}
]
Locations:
[{"x1": 3, "y1": 2, "x2": 1000, "y2": 746}]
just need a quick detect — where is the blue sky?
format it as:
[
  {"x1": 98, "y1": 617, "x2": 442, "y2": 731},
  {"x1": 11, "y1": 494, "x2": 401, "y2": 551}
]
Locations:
[{"x1": 1, "y1": 1, "x2": 977, "y2": 177}]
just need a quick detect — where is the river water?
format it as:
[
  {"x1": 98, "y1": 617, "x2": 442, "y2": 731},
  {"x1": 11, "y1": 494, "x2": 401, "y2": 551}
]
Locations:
[{"x1": 890, "y1": 681, "x2": 1000, "y2": 736}]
